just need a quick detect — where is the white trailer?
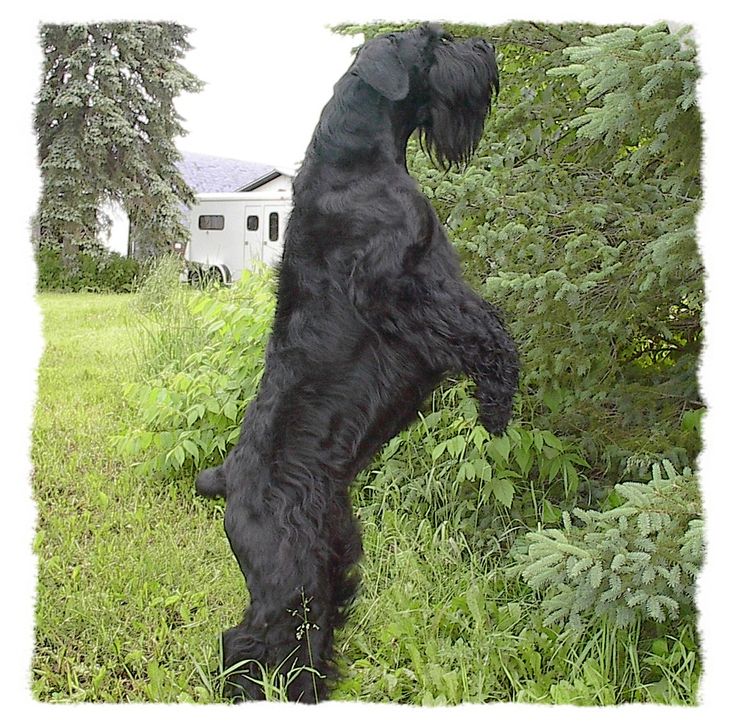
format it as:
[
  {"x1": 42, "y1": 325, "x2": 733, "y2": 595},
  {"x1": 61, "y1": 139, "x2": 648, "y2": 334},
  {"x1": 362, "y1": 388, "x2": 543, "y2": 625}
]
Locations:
[{"x1": 180, "y1": 191, "x2": 292, "y2": 284}]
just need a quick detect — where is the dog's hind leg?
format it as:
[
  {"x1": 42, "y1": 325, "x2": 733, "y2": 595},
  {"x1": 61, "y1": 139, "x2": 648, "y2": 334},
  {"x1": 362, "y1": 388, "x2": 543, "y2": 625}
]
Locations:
[{"x1": 220, "y1": 485, "x2": 345, "y2": 703}]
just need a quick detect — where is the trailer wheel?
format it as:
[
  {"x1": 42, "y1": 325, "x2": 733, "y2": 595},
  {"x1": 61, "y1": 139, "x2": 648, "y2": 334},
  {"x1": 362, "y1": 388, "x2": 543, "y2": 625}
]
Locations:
[
  {"x1": 188, "y1": 265, "x2": 230, "y2": 288},
  {"x1": 188, "y1": 268, "x2": 203, "y2": 287},
  {"x1": 210, "y1": 265, "x2": 232, "y2": 286}
]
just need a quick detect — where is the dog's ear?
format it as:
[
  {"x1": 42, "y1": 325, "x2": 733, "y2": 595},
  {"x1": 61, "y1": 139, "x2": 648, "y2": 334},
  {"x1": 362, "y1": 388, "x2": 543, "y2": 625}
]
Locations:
[{"x1": 352, "y1": 38, "x2": 409, "y2": 101}]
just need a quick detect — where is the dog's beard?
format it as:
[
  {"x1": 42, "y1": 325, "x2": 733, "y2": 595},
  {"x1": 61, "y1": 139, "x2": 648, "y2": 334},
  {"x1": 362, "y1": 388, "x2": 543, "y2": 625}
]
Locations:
[{"x1": 418, "y1": 41, "x2": 499, "y2": 168}]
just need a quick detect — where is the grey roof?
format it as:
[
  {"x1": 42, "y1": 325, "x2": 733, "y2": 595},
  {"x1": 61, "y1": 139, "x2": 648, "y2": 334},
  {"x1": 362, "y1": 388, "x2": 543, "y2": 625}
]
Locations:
[{"x1": 177, "y1": 151, "x2": 285, "y2": 193}]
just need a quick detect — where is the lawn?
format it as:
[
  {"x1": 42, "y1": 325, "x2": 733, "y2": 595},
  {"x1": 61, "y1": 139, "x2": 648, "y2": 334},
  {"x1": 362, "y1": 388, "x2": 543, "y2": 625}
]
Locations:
[{"x1": 32, "y1": 293, "x2": 241, "y2": 702}]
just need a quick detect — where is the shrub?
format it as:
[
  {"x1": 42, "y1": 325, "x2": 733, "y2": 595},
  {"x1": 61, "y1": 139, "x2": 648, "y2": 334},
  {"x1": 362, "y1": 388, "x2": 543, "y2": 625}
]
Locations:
[
  {"x1": 355, "y1": 379, "x2": 589, "y2": 553},
  {"x1": 36, "y1": 242, "x2": 141, "y2": 293}
]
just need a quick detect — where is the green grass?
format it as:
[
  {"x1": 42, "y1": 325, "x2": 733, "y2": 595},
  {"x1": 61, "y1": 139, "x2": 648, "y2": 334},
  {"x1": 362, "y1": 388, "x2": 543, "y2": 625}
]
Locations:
[
  {"x1": 32, "y1": 293, "x2": 242, "y2": 702},
  {"x1": 31, "y1": 292, "x2": 700, "y2": 704}
]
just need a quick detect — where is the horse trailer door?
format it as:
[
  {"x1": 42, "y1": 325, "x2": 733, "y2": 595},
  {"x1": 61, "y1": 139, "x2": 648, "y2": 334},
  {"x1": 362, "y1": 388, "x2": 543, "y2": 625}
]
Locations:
[
  {"x1": 244, "y1": 205, "x2": 264, "y2": 269},
  {"x1": 263, "y1": 205, "x2": 288, "y2": 266}
]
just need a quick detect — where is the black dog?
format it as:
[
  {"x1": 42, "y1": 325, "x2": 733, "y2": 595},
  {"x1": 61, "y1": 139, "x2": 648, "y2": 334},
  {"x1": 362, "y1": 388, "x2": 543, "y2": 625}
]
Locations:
[{"x1": 195, "y1": 23, "x2": 519, "y2": 702}]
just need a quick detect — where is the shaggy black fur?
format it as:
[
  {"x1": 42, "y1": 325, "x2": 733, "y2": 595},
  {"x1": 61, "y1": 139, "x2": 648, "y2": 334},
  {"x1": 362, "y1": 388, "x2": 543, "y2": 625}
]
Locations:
[{"x1": 195, "y1": 23, "x2": 519, "y2": 702}]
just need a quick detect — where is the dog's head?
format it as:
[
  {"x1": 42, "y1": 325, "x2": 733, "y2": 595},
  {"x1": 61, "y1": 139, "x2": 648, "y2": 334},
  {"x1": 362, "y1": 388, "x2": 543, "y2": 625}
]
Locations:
[{"x1": 351, "y1": 23, "x2": 499, "y2": 167}]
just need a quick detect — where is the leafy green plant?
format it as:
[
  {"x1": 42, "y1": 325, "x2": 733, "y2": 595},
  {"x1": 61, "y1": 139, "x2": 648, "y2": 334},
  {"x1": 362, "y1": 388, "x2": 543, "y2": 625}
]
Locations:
[
  {"x1": 118, "y1": 267, "x2": 274, "y2": 476},
  {"x1": 355, "y1": 379, "x2": 589, "y2": 555},
  {"x1": 639, "y1": 623, "x2": 701, "y2": 704}
]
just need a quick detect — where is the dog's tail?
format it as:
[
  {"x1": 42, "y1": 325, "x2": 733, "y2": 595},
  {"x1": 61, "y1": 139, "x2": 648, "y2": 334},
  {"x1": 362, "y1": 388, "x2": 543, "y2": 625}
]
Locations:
[{"x1": 195, "y1": 465, "x2": 227, "y2": 499}]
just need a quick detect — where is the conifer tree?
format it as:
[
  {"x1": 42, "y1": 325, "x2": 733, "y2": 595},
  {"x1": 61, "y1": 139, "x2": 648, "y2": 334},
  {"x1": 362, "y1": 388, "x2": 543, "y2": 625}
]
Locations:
[
  {"x1": 35, "y1": 23, "x2": 203, "y2": 259},
  {"x1": 336, "y1": 21, "x2": 703, "y2": 474}
]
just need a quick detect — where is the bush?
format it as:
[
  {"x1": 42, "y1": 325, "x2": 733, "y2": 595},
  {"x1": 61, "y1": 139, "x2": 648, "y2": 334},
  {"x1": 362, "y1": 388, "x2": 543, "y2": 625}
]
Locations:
[
  {"x1": 36, "y1": 242, "x2": 141, "y2": 293},
  {"x1": 354, "y1": 379, "x2": 589, "y2": 554}
]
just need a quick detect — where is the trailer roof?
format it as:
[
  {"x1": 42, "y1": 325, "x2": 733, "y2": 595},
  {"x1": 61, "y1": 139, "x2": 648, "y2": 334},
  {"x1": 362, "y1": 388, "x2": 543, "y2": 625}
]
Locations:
[
  {"x1": 194, "y1": 191, "x2": 292, "y2": 202},
  {"x1": 177, "y1": 151, "x2": 292, "y2": 193}
]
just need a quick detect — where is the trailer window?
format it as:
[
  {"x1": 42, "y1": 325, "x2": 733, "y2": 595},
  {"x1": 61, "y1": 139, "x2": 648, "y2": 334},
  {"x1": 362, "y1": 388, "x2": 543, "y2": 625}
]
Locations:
[
  {"x1": 269, "y1": 212, "x2": 279, "y2": 242},
  {"x1": 246, "y1": 215, "x2": 259, "y2": 231},
  {"x1": 198, "y1": 215, "x2": 225, "y2": 231}
]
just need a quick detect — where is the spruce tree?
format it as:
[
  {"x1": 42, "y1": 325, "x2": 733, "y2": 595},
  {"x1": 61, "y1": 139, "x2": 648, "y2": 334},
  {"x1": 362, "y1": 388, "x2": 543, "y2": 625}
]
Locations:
[
  {"x1": 336, "y1": 21, "x2": 703, "y2": 476},
  {"x1": 515, "y1": 460, "x2": 702, "y2": 630},
  {"x1": 35, "y1": 23, "x2": 203, "y2": 259}
]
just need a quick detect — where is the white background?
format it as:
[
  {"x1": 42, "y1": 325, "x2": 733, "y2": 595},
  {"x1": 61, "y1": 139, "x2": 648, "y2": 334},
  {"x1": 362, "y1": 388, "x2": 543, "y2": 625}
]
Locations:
[{"x1": 2, "y1": 1, "x2": 733, "y2": 724}]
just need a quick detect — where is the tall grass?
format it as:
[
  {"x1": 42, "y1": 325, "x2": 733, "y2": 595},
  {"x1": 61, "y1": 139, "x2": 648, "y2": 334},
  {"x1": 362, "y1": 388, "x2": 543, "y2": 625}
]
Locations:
[{"x1": 128, "y1": 255, "x2": 206, "y2": 381}]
